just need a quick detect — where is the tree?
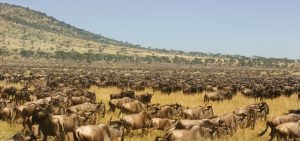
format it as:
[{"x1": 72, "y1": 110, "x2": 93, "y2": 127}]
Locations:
[{"x1": 20, "y1": 49, "x2": 34, "y2": 58}]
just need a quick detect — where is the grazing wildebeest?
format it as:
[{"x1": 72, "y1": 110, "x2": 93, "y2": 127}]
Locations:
[
  {"x1": 120, "y1": 110, "x2": 152, "y2": 133},
  {"x1": 258, "y1": 113, "x2": 300, "y2": 141},
  {"x1": 4, "y1": 133, "x2": 37, "y2": 141}
]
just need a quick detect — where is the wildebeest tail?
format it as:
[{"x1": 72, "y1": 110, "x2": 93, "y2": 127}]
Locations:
[
  {"x1": 258, "y1": 121, "x2": 270, "y2": 136},
  {"x1": 204, "y1": 94, "x2": 208, "y2": 102},
  {"x1": 73, "y1": 129, "x2": 80, "y2": 141}
]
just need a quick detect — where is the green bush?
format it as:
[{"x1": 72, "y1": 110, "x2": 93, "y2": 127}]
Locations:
[{"x1": 20, "y1": 49, "x2": 34, "y2": 57}]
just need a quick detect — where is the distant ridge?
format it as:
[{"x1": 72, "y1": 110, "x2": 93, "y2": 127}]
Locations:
[{"x1": 0, "y1": 3, "x2": 297, "y2": 67}]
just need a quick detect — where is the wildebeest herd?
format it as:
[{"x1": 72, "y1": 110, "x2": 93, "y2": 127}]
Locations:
[{"x1": 0, "y1": 63, "x2": 299, "y2": 141}]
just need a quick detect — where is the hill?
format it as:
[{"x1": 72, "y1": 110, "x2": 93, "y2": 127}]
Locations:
[{"x1": 0, "y1": 3, "x2": 298, "y2": 67}]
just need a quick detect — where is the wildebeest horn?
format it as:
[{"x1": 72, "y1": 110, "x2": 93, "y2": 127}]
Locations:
[{"x1": 109, "y1": 116, "x2": 112, "y2": 122}]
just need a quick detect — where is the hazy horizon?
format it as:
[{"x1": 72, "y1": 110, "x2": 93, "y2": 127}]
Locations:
[{"x1": 2, "y1": 0, "x2": 300, "y2": 59}]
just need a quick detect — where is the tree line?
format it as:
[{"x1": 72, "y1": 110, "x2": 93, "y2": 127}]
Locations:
[{"x1": 0, "y1": 48, "x2": 296, "y2": 68}]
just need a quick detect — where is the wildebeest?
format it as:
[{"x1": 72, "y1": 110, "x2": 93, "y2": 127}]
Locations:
[
  {"x1": 67, "y1": 102, "x2": 105, "y2": 124},
  {"x1": 3, "y1": 133, "x2": 37, "y2": 141},
  {"x1": 120, "y1": 110, "x2": 152, "y2": 133},
  {"x1": 258, "y1": 113, "x2": 300, "y2": 141},
  {"x1": 135, "y1": 93, "x2": 153, "y2": 104},
  {"x1": 182, "y1": 106, "x2": 214, "y2": 120},
  {"x1": 67, "y1": 96, "x2": 92, "y2": 106},
  {"x1": 31, "y1": 107, "x2": 65, "y2": 141},
  {"x1": 212, "y1": 113, "x2": 239, "y2": 136},
  {"x1": 204, "y1": 91, "x2": 233, "y2": 102},
  {"x1": 108, "y1": 97, "x2": 134, "y2": 112},
  {"x1": 246, "y1": 102, "x2": 269, "y2": 120},
  {"x1": 156, "y1": 125, "x2": 215, "y2": 141},
  {"x1": 174, "y1": 119, "x2": 216, "y2": 130},
  {"x1": 273, "y1": 120, "x2": 300, "y2": 141},
  {"x1": 0, "y1": 106, "x2": 13, "y2": 122},
  {"x1": 119, "y1": 100, "x2": 145, "y2": 115},
  {"x1": 149, "y1": 118, "x2": 175, "y2": 131},
  {"x1": 157, "y1": 104, "x2": 183, "y2": 119},
  {"x1": 233, "y1": 108, "x2": 256, "y2": 130},
  {"x1": 1, "y1": 86, "x2": 17, "y2": 100},
  {"x1": 74, "y1": 121, "x2": 124, "y2": 141},
  {"x1": 110, "y1": 90, "x2": 135, "y2": 100}
]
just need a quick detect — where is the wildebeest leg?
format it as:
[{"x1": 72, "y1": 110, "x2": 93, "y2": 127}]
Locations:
[
  {"x1": 43, "y1": 135, "x2": 48, "y2": 141},
  {"x1": 125, "y1": 126, "x2": 131, "y2": 135},
  {"x1": 268, "y1": 128, "x2": 275, "y2": 141},
  {"x1": 66, "y1": 132, "x2": 72, "y2": 141}
]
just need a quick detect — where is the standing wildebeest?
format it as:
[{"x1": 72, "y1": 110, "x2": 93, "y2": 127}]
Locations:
[
  {"x1": 246, "y1": 102, "x2": 269, "y2": 121},
  {"x1": 1, "y1": 86, "x2": 17, "y2": 100},
  {"x1": 74, "y1": 121, "x2": 124, "y2": 141},
  {"x1": 67, "y1": 96, "x2": 92, "y2": 106},
  {"x1": 119, "y1": 100, "x2": 145, "y2": 115},
  {"x1": 157, "y1": 104, "x2": 183, "y2": 119},
  {"x1": 233, "y1": 108, "x2": 256, "y2": 130},
  {"x1": 156, "y1": 125, "x2": 216, "y2": 141},
  {"x1": 204, "y1": 91, "x2": 233, "y2": 102},
  {"x1": 258, "y1": 113, "x2": 300, "y2": 141},
  {"x1": 273, "y1": 120, "x2": 300, "y2": 141},
  {"x1": 120, "y1": 110, "x2": 152, "y2": 133},
  {"x1": 108, "y1": 97, "x2": 134, "y2": 112},
  {"x1": 212, "y1": 113, "x2": 239, "y2": 136},
  {"x1": 182, "y1": 106, "x2": 214, "y2": 120},
  {"x1": 110, "y1": 90, "x2": 135, "y2": 100},
  {"x1": 149, "y1": 118, "x2": 176, "y2": 131},
  {"x1": 135, "y1": 93, "x2": 153, "y2": 104},
  {"x1": 67, "y1": 102, "x2": 105, "y2": 124},
  {"x1": 31, "y1": 107, "x2": 65, "y2": 141}
]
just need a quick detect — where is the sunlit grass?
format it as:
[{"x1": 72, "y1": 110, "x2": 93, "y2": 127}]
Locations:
[{"x1": 90, "y1": 86, "x2": 299, "y2": 141}]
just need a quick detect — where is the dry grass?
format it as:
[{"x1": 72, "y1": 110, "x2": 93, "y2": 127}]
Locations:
[{"x1": 0, "y1": 83, "x2": 298, "y2": 140}]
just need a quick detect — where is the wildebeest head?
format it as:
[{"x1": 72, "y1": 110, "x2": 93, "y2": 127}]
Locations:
[
  {"x1": 204, "y1": 106, "x2": 214, "y2": 118},
  {"x1": 108, "y1": 120, "x2": 125, "y2": 141},
  {"x1": 235, "y1": 110, "x2": 256, "y2": 130},
  {"x1": 258, "y1": 102, "x2": 269, "y2": 115},
  {"x1": 12, "y1": 133, "x2": 37, "y2": 141},
  {"x1": 32, "y1": 107, "x2": 48, "y2": 124},
  {"x1": 96, "y1": 101, "x2": 106, "y2": 117}
]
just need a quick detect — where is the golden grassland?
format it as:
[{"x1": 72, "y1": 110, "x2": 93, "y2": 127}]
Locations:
[
  {"x1": 90, "y1": 86, "x2": 299, "y2": 141},
  {"x1": 0, "y1": 82, "x2": 299, "y2": 140}
]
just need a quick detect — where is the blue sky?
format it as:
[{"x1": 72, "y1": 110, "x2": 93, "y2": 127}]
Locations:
[{"x1": 1, "y1": 0, "x2": 300, "y2": 59}]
